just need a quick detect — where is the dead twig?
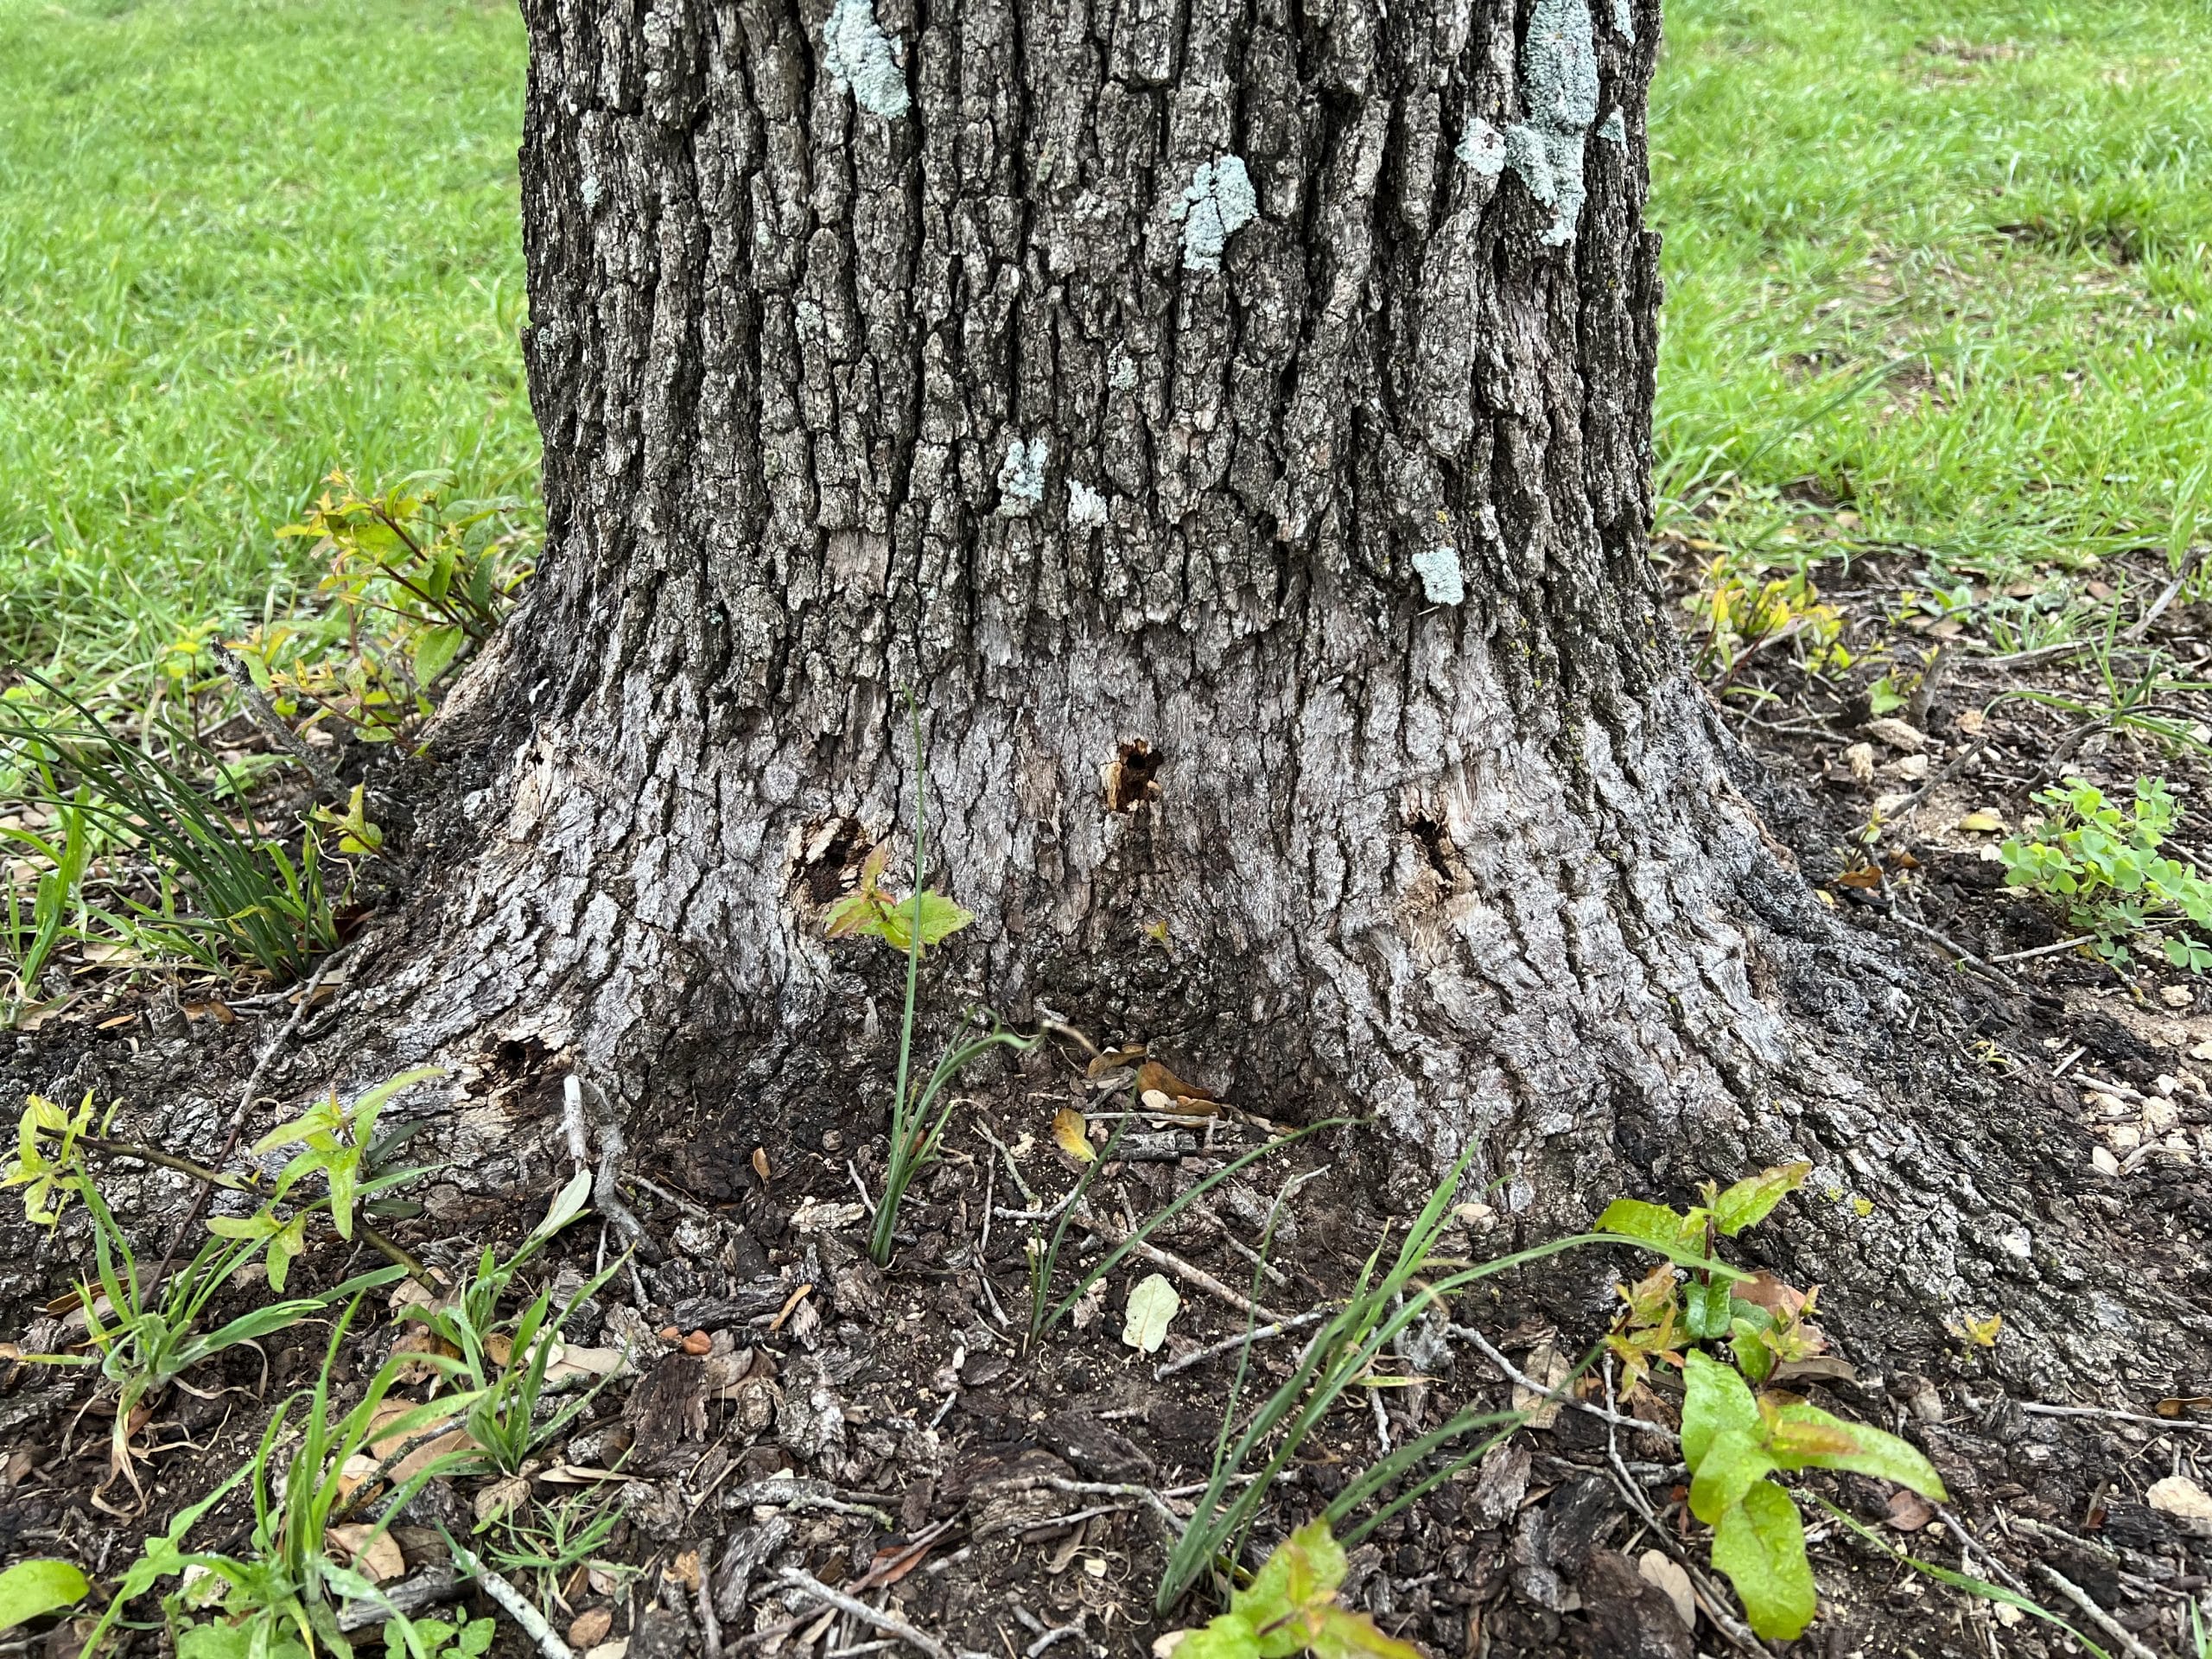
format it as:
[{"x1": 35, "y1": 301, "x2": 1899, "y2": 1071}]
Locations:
[
  {"x1": 1887, "y1": 913, "x2": 2021, "y2": 995},
  {"x1": 2019, "y1": 1401, "x2": 2212, "y2": 1433},
  {"x1": 775, "y1": 1568, "x2": 984, "y2": 1659},
  {"x1": 1154, "y1": 1307, "x2": 1331, "y2": 1380},
  {"x1": 2033, "y1": 1561, "x2": 2162, "y2": 1659},
  {"x1": 1448, "y1": 1325, "x2": 1670, "y2": 1437},
  {"x1": 448, "y1": 1539, "x2": 575, "y2": 1659}
]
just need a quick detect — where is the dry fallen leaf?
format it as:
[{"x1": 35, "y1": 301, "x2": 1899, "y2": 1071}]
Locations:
[
  {"x1": 1086, "y1": 1046, "x2": 1147, "y2": 1078},
  {"x1": 1053, "y1": 1106, "x2": 1096, "y2": 1166},
  {"x1": 2148, "y1": 1475, "x2": 2212, "y2": 1524},
  {"x1": 1956, "y1": 810, "x2": 2007, "y2": 834},
  {"x1": 751, "y1": 1147, "x2": 772, "y2": 1184},
  {"x1": 1846, "y1": 741, "x2": 1876, "y2": 783},
  {"x1": 473, "y1": 1475, "x2": 531, "y2": 1524},
  {"x1": 1886, "y1": 1490, "x2": 1935, "y2": 1531},
  {"x1": 1862, "y1": 716, "x2": 1928, "y2": 753},
  {"x1": 1510, "y1": 1340, "x2": 1570, "y2": 1430},
  {"x1": 1135, "y1": 1060, "x2": 1220, "y2": 1114},
  {"x1": 1121, "y1": 1274, "x2": 1180, "y2": 1355},
  {"x1": 568, "y1": 1610, "x2": 613, "y2": 1650},
  {"x1": 327, "y1": 1524, "x2": 405, "y2": 1583},
  {"x1": 1637, "y1": 1549, "x2": 1695, "y2": 1630}
]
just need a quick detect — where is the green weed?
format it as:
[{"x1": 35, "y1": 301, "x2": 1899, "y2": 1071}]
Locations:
[
  {"x1": 1598, "y1": 1167, "x2": 1947, "y2": 1642},
  {"x1": 1999, "y1": 776, "x2": 2212, "y2": 969}
]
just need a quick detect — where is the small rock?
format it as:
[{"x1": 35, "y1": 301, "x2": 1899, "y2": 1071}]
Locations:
[
  {"x1": 2148, "y1": 1474, "x2": 2212, "y2": 1527},
  {"x1": 2091, "y1": 1147, "x2": 2121, "y2": 1177},
  {"x1": 1846, "y1": 742, "x2": 1877, "y2": 784},
  {"x1": 1637, "y1": 1548, "x2": 1698, "y2": 1632},
  {"x1": 671, "y1": 1217, "x2": 721, "y2": 1256},
  {"x1": 1891, "y1": 753, "x2": 1931, "y2": 781},
  {"x1": 2106, "y1": 1124, "x2": 2142, "y2": 1153},
  {"x1": 569, "y1": 1609, "x2": 614, "y2": 1649},
  {"x1": 1863, "y1": 716, "x2": 1929, "y2": 753},
  {"x1": 2162, "y1": 987, "x2": 2195, "y2": 1010}
]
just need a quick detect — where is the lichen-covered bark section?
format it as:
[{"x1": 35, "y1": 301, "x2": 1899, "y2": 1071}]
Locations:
[{"x1": 354, "y1": 0, "x2": 2200, "y2": 1386}]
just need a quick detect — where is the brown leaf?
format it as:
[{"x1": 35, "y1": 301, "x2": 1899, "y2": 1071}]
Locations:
[
  {"x1": 681, "y1": 1331, "x2": 712, "y2": 1356},
  {"x1": 1886, "y1": 1491, "x2": 1935, "y2": 1532},
  {"x1": 1086, "y1": 1046, "x2": 1147, "y2": 1078},
  {"x1": 2157, "y1": 1396, "x2": 2212, "y2": 1418},
  {"x1": 1135, "y1": 1060, "x2": 1220, "y2": 1114},
  {"x1": 328, "y1": 1523, "x2": 406, "y2": 1583},
  {"x1": 1732, "y1": 1273, "x2": 1811, "y2": 1320},
  {"x1": 569, "y1": 1609, "x2": 614, "y2": 1649},
  {"x1": 751, "y1": 1147, "x2": 772, "y2": 1184},
  {"x1": 1834, "y1": 866, "x2": 1884, "y2": 890}
]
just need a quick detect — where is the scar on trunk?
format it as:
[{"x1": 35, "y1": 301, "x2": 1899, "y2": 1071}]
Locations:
[
  {"x1": 793, "y1": 815, "x2": 871, "y2": 905},
  {"x1": 1103, "y1": 741, "x2": 1163, "y2": 812},
  {"x1": 1406, "y1": 812, "x2": 1468, "y2": 890}
]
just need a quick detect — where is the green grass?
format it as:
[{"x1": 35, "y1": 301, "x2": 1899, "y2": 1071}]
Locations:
[
  {"x1": 1650, "y1": 0, "x2": 2212, "y2": 587},
  {"x1": 0, "y1": 0, "x2": 532, "y2": 685},
  {"x1": 0, "y1": 0, "x2": 2205, "y2": 683}
]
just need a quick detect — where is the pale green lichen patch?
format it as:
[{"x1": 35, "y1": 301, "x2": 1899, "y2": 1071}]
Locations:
[
  {"x1": 1067, "y1": 479, "x2": 1108, "y2": 527},
  {"x1": 823, "y1": 0, "x2": 910, "y2": 120},
  {"x1": 1503, "y1": 0, "x2": 1599, "y2": 246},
  {"x1": 1173, "y1": 156, "x2": 1258, "y2": 272},
  {"x1": 997, "y1": 437, "x2": 1046, "y2": 517},
  {"x1": 1611, "y1": 0, "x2": 1634, "y2": 41},
  {"x1": 1411, "y1": 544, "x2": 1465, "y2": 606},
  {"x1": 1456, "y1": 116, "x2": 1508, "y2": 178},
  {"x1": 1600, "y1": 107, "x2": 1627, "y2": 146}
]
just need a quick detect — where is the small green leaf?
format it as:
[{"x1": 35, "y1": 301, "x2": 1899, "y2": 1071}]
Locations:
[
  {"x1": 0, "y1": 1559, "x2": 91, "y2": 1632},
  {"x1": 1173, "y1": 1616, "x2": 1261, "y2": 1659},
  {"x1": 533, "y1": 1166, "x2": 594, "y2": 1243},
  {"x1": 1688, "y1": 1427, "x2": 1779, "y2": 1525},
  {"x1": 1764, "y1": 1402, "x2": 1947, "y2": 1498},
  {"x1": 1595, "y1": 1198, "x2": 1704, "y2": 1255},
  {"x1": 1680, "y1": 1348, "x2": 1759, "y2": 1469},
  {"x1": 867, "y1": 889, "x2": 976, "y2": 951},
  {"x1": 1306, "y1": 1607, "x2": 1424, "y2": 1659},
  {"x1": 1238, "y1": 1518, "x2": 1346, "y2": 1656},
  {"x1": 1711, "y1": 1479, "x2": 1816, "y2": 1642},
  {"x1": 1710, "y1": 1162, "x2": 1809, "y2": 1236},
  {"x1": 411, "y1": 625, "x2": 466, "y2": 687},
  {"x1": 1685, "y1": 1278, "x2": 1732, "y2": 1339}
]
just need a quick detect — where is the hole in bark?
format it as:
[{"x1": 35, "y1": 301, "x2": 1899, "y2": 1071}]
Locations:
[
  {"x1": 486, "y1": 1035, "x2": 550, "y2": 1081},
  {"x1": 796, "y1": 815, "x2": 868, "y2": 905},
  {"x1": 1406, "y1": 813, "x2": 1462, "y2": 887},
  {"x1": 1103, "y1": 740, "x2": 1163, "y2": 812}
]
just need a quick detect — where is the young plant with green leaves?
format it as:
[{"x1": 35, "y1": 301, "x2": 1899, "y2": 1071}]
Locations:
[
  {"x1": 66, "y1": 1170, "x2": 405, "y2": 1489},
  {"x1": 1160, "y1": 1154, "x2": 1727, "y2": 1614},
  {"x1": 0, "y1": 777, "x2": 92, "y2": 1017},
  {"x1": 223, "y1": 470, "x2": 537, "y2": 746},
  {"x1": 1598, "y1": 1166, "x2": 1948, "y2": 1642},
  {"x1": 400, "y1": 1168, "x2": 614, "y2": 1484},
  {"x1": 478, "y1": 1487, "x2": 632, "y2": 1609},
  {"x1": 1166, "y1": 1521, "x2": 1415, "y2": 1659},
  {"x1": 0, "y1": 675, "x2": 341, "y2": 980},
  {"x1": 1999, "y1": 775, "x2": 2212, "y2": 970},
  {"x1": 81, "y1": 1303, "x2": 484, "y2": 1659},
  {"x1": 211, "y1": 1068, "x2": 446, "y2": 1291},
  {"x1": 825, "y1": 693, "x2": 1033, "y2": 1266}
]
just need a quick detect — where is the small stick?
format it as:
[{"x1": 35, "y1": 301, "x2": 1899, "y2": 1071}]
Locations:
[
  {"x1": 696, "y1": 1562, "x2": 723, "y2": 1659},
  {"x1": 1989, "y1": 937, "x2": 2094, "y2": 964},
  {"x1": 210, "y1": 639, "x2": 343, "y2": 798},
  {"x1": 775, "y1": 1568, "x2": 982, "y2": 1659},
  {"x1": 1154, "y1": 1308, "x2": 1330, "y2": 1379},
  {"x1": 1888, "y1": 913, "x2": 2021, "y2": 994},
  {"x1": 1448, "y1": 1325, "x2": 1670, "y2": 1436},
  {"x1": 448, "y1": 1540, "x2": 575, "y2": 1659},
  {"x1": 2019, "y1": 1402, "x2": 2212, "y2": 1433},
  {"x1": 2034, "y1": 1562, "x2": 2162, "y2": 1659}
]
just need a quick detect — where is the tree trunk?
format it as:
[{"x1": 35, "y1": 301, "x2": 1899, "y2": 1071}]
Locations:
[{"x1": 355, "y1": 0, "x2": 2202, "y2": 1386}]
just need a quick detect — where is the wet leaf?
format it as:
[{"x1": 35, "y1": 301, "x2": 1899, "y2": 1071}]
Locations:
[
  {"x1": 0, "y1": 1559, "x2": 91, "y2": 1632},
  {"x1": 1712, "y1": 1480, "x2": 1815, "y2": 1641},
  {"x1": 1121, "y1": 1274, "x2": 1180, "y2": 1354}
]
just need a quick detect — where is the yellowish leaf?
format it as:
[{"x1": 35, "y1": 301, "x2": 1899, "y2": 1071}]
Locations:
[{"x1": 1053, "y1": 1107, "x2": 1096, "y2": 1165}]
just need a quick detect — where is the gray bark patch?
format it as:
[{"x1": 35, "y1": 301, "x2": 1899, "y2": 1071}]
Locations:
[{"x1": 1506, "y1": 0, "x2": 1599, "y2": 246}]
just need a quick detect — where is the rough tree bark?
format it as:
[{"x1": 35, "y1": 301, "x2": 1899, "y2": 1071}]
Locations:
[{"x1": 353, "y1": 0, "x2": 2204, "y2": 1385}]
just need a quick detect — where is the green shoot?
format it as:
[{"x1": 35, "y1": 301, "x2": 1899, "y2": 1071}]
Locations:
[
  {"x1": 1999, "y1": 775, "x2": 2212, "y2": 970},
  {"x1": 1165, "y1": 1520, "x2": 1419, "y2": 1659}
]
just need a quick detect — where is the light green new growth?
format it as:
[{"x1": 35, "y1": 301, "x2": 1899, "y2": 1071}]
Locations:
[
  {"x1": 823, "y1": 0, "x2": 910, "y2": 120},
  {"x1": 1505, "y1": 0, "x2": 1600, "y2": 246}
]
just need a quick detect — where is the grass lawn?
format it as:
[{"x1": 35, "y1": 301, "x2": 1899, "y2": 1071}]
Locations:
[
  {"x1": 0, "y1": 0, "x2": 2205, "y2": 681},
  {"x1": 1653, "y1": 0, "x2": 2212, "y2": 614},
  {"x1": 0, "y1": 0, "x2": 532, "y2": 683}
]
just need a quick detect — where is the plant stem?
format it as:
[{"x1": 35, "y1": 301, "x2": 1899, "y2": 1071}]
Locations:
[{"x1": 870, "y1": 690, "x2": 930, "y2": 1267}]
